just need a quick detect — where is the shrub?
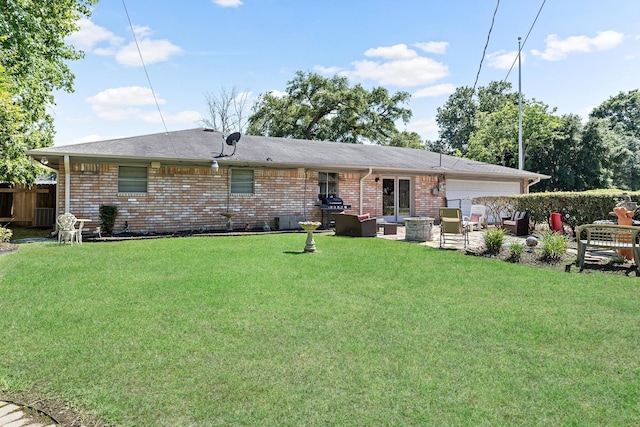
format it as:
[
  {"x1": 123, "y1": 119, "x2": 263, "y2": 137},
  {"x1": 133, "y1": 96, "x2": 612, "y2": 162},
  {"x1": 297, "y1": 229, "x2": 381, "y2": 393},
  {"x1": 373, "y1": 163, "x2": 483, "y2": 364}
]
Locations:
[
  {"x1": 475, "y1": 190, "x2": 640, "y2": 234},
  {"x1": 540, "y1": 231, "x2": 569, "y2": 260},
  {"x1": 507, "y1": 242, "x2": 525, "y2": 263},
  {"x1": 0, "y1": 226, "x2": 12, "y2": 243},
  {"x1": 484, "y1": 228, "x2": 506, "y2": 256},
  {"x1": 99, "y1": 205, "x2": 118, "y2": 235}
]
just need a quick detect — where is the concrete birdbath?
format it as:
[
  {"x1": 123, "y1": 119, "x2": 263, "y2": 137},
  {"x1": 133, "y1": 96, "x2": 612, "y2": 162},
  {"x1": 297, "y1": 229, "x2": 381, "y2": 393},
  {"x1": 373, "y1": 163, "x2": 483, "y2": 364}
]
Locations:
[
  {"x1": 298, "y1": 221, "x2": 321, "y2": 252},
  {"x1": 220, "y1": 212, "x2": 235, "y2": 231}
]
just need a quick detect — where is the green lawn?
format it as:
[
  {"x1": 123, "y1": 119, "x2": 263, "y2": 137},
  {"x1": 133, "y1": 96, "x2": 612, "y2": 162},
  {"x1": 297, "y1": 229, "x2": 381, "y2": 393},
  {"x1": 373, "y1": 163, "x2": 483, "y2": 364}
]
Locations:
[{"x1": 1, "y1": 234, "x2": 639, "y2": 426}]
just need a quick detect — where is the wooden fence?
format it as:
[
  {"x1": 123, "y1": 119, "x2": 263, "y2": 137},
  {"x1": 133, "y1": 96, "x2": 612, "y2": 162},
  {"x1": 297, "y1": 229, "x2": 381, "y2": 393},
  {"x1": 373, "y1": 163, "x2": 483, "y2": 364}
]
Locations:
[{"x1": 0, "y1": 183, "x2": 56, "y2": 227}]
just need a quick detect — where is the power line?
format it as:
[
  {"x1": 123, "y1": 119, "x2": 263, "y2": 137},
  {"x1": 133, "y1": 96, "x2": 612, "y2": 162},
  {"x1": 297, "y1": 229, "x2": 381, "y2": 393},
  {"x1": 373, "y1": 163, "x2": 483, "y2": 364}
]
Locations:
[
  {"x1": 504, "y1": 0, "x2": 548, "y2": 82},
  {"x1": 121, "y1": 0, "x2": 170, "y2": 136},
  {"x1": 472, "y1": 0, "x2": 501, "y2": 94}
]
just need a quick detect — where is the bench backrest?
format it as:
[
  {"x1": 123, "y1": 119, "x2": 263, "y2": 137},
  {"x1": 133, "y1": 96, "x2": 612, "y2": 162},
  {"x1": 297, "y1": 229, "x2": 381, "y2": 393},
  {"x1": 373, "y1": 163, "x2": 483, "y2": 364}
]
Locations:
[{"x1": 577, "y1": 224, "x2": 640, "y2": 244}]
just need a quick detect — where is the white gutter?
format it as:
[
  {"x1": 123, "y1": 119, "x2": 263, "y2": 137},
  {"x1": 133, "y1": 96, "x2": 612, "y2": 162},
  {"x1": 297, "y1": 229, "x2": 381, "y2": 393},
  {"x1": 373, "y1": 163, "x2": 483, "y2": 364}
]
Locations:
[
  {"x1": 359, "y1": 167, "x2": 373, "y2": 215},
  {"x1": 527, "y1": 177, "x2": 541, "y2": 192},
  {"x1": 64, "y1": 155, "x2": 70, "y2": 213}
]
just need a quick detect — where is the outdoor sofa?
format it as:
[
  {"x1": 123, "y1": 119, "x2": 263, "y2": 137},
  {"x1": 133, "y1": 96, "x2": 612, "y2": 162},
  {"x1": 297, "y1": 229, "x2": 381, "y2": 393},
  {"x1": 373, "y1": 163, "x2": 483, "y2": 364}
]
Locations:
[{"x1": 333, "y1": 213, "x2": 377, "y2": 237}]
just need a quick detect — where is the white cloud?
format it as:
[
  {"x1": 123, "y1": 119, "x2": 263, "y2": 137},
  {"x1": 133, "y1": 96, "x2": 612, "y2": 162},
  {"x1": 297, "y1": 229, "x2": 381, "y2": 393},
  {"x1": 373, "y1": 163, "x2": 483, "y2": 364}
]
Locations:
[
  {"x1": 132, "y1": 25, "x2": 152, "y2": 38},
  {"x1": 87, "y1": 86, "x2": 163, "y2": 107},
  {"x1": 268, "y1": 90, "x2": 287, "y2": 98},
  {"x1": 86, "y1": 86, "x2": 200, "y2": 125},
  {"x1": 67, "y1": 18, "x2": 124, "y2": 53},
  {"x1": 68, "y1": 18, "x2": 181, "y2": 67},
  {"x1": 314, "y1": 65, "x2": 343, "y2": 75},
  {"x1": 345, "y1": 56, "x2": 449, "y2": 87},
  {"x1": 213, "y1": 0, "x2": 243, "y2": 7},
  {"x1": 364, "y1": 44, "x2": 418, "y2": 60},
  {"x1": 414, "y1": 41, "x2": 449, "y2": 55},
  {"x1": 413, "y1": 83, "x2": 456, "y2": 98},
  {"x1": 531, "y1": 30, "x2": 624, "y2": 61},
  {"x1": 116, "y1": 38, "x2": 182, "y2": 67},
  {"x1": 487, "y1": 49, "x2": 523, "y2": 69},
  {"x1": 337, "y1": 44, "x2": 449, "y2": 87}
]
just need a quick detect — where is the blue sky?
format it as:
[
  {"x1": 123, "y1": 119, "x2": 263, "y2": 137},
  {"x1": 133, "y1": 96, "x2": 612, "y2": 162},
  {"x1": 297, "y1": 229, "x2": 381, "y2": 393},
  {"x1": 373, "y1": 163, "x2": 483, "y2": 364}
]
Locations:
[{"x1": 53, "y1": 0, "x2": 640, "y2": 146}]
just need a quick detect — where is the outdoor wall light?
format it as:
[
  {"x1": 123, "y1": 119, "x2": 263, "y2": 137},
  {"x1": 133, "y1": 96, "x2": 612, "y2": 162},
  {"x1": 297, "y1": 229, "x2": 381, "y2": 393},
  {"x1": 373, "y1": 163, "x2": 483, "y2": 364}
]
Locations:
[{"x1": 211, "y1": 160, "x2": 219, "y2": 172}]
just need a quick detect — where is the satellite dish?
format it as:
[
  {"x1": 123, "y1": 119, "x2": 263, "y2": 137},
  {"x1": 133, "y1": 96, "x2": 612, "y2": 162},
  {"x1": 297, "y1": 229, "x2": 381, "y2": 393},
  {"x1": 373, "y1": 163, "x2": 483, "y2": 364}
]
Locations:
[
  {"x1": 213, "y1": 132, "x2": 242, "y2": 158},
  {"x1": 226, "y1": 132, "x2": 241, "y2": 146}
]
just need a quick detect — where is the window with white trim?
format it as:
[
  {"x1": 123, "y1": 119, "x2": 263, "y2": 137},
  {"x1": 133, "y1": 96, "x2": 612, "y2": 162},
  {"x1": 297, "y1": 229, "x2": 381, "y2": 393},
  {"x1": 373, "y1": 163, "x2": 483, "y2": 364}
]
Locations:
[
  {"x1": 318, "y1": 172, "x2": 338, "y2": 198},
  {"x1": 118, "y1": 166, "x2": 148, "y2": 193},
  {"x1": 230, "y1": 169, "x2": 254, "y2": 194}
]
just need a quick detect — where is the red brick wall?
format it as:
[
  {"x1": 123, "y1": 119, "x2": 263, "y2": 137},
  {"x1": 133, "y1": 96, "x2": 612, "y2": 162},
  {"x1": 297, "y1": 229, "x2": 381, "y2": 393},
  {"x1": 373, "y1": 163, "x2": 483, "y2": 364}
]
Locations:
[{"x1": 59, "y1": 162, "x2": 446, "y2": 232}]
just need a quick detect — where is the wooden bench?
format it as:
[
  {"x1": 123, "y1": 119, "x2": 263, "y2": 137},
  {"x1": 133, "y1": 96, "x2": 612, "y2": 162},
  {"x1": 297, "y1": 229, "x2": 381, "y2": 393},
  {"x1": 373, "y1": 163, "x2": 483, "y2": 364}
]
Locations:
[{"x1": 576, "y1": 224, "x2": 640, "y2": 271}]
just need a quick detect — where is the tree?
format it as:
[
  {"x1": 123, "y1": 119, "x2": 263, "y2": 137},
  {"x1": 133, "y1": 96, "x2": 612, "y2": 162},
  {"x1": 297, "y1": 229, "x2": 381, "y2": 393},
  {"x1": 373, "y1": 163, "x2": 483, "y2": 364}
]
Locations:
[
  {"x1": 589, "y1": 90, "x2": 640, "y2": 190},
  {"x1": 435, "y1": 81, "x2": 518, "y2": 156},
  {"x1": 0, "y1": 0, "x2": 96, "y2": 184},
  {"x1": 386, "y1": 131, "x2": 424, "y2": 149},
  {"x1": 200, "y1": 87, "x2": 250, "y2": 133},
  {"x1": 247, "y1": 71, "x2": 414, "y2": 145},
  {"x1": 466, "y1": 99, "x2": 562, "y2": 175},
  {"x1": 590, "y1": 89, "x2": 640, "y2": 136},
  {"x1": 434, "y1": 86, "x2": 476, "y2": 155},
  {"x1": 0, "y1": 64, "x2": 30, "y2": 184}
]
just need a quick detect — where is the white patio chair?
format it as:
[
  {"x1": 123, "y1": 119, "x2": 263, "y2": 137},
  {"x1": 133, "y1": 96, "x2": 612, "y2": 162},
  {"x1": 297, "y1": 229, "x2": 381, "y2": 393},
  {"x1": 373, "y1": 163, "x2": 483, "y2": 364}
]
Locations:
[
  {"x1": 463, "y1": 204, "x2": 487, "y2": 231},
  {"x1": 56, "y1": 213, "x2": 78, "y2": 244}
]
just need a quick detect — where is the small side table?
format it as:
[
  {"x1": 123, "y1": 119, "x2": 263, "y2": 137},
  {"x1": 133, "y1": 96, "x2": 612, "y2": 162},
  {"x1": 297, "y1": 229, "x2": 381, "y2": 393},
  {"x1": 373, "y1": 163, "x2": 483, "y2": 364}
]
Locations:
[{"x1": 383, "y1": 223, "x2": 397, "y2": 235}]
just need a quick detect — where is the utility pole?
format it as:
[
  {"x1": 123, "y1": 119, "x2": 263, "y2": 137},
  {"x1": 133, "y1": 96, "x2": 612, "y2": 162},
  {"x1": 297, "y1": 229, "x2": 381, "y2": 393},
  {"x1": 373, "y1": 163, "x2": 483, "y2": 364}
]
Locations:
[{"x1": 518, "y1": 37, "x2": 523, "y2": 171}]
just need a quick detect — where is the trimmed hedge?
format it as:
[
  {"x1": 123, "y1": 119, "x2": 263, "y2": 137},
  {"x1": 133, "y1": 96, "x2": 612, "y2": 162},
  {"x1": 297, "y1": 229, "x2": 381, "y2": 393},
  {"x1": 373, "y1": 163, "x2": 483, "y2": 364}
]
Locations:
[{"x1": 474, "y1": 190, "x2": 640, "y2": 235}]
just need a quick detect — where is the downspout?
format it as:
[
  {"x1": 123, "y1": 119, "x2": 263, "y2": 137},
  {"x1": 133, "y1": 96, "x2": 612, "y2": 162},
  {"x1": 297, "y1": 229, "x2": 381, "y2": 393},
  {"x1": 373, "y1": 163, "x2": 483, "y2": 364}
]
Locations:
[
  {"x1": 64, "y1": 155, "x2": 70, "y2": 213},
  {"x1": 359, "y1": 167, "x2": 373, "y2": 215},
  {"x1": 527, "y1": 177, "x2": 541, "y2": 192}
]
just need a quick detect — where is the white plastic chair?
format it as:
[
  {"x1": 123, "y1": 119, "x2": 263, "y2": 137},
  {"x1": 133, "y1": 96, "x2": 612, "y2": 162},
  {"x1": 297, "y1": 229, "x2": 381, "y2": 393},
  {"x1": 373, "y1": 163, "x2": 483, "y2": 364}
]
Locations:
[
  {"x1": 56, "y1": 213, "x2": 78, "y2": 244},
  {"x1": 463, "y1": 205, "x2": 487, "y2": 231}
]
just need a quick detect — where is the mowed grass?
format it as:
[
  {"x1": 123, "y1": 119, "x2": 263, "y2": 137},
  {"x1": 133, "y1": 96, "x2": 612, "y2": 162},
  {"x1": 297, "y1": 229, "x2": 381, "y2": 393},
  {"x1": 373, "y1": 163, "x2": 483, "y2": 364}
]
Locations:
[{"x1": 0, "y1": 234, "x2": 639, "y2": 426}]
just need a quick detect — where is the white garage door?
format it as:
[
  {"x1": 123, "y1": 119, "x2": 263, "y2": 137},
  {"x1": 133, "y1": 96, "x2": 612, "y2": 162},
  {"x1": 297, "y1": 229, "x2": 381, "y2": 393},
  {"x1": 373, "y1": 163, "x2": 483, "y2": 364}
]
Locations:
[{"x1": 446, "y1": 179, "x2": 521, "y2": 223}]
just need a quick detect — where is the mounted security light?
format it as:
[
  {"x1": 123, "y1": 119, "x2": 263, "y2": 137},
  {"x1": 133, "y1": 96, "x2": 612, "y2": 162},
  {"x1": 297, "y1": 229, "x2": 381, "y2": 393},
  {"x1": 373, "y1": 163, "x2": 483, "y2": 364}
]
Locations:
[{"x1": 211, "y1": 160, "x2": 219, "y2": 172}]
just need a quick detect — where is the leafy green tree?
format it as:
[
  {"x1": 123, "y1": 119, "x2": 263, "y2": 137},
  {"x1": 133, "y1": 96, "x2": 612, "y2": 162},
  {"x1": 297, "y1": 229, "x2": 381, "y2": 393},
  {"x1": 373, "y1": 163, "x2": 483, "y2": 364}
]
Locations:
[
  {"x1": 247, "y1": 71, "x2": 414, "y2": 145},
  {"x1": 466, "y1": 99, "x2": 563, "y2": 177},
  {"x1": 435, "y1": 81, "x2": 518, "y2": 156},
  {"x1": 0, "y1": 64, "x2": 31, "y2": 184},
  {"x1": 0, "y1": 0, "x2": 96, "y2": 184},
  {"x1": 386, "y1": 131, "x2": 424, "y2": 149},
  {"x1": 434, "y1": 86, "x2": 476, "y2": 155},
  {"x1": 590, "y1": 89, "x2": 640, "y2": 136},
  {"x1": 588, "y1": 90, "x2": 640, "y2": 190}
]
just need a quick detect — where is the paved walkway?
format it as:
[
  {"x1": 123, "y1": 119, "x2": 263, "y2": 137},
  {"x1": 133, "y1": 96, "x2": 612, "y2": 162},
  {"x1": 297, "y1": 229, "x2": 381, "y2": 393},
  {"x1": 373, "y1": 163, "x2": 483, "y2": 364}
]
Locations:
[
  {"x1": 377, "y1": 224, "x2": 503, "y2": 249},
  {"x1": 0, "y1": 401, "x2": 57, "y2": 427}
]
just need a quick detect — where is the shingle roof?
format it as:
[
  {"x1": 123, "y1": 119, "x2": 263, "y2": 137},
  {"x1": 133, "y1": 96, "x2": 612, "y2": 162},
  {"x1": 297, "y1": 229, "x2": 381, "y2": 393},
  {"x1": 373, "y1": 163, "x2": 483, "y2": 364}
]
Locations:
[{"x1": 27, "y1": 128, "x2": 549, "y2": 180}]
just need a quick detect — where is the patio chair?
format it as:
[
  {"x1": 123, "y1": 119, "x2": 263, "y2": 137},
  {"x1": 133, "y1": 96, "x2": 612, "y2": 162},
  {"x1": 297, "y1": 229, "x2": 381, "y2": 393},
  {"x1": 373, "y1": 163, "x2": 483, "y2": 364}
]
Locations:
[
  {"x1": 502, "y1": 211, "x2": 530, "y2": 236},
  {"x1": 56, "y1": 213, "x2": 78, "y2": 244},
  {"x1": 463, "y1": 204, "x2": 487, "y2": 231},
  {"x1": 439, "y1": 207, "x2": 468, "y2": 248}
]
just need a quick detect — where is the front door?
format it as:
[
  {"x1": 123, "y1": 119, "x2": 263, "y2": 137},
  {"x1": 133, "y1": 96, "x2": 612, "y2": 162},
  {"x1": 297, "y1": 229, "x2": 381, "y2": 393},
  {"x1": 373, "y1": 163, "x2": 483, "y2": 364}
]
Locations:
[{"x1": 382, "y1": 177, "x2": 411, "y2": 223}]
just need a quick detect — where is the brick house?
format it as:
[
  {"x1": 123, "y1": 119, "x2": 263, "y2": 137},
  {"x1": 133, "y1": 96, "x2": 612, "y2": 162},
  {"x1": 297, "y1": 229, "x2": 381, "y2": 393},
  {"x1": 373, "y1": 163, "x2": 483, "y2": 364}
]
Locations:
[{"x1": 27, "y1": 128, "x2": 548, "y2": 233}]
